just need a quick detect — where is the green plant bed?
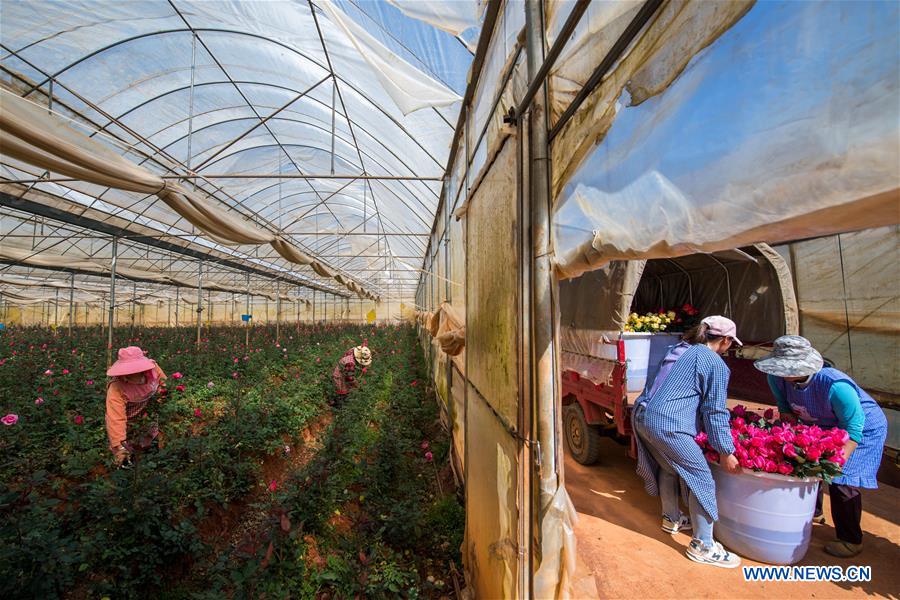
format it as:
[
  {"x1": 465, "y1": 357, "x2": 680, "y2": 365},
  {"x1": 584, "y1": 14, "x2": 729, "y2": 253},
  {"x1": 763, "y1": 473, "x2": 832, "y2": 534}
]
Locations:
[{"x1": 0, "y1": 323, "x2": 463, "y2": 599}]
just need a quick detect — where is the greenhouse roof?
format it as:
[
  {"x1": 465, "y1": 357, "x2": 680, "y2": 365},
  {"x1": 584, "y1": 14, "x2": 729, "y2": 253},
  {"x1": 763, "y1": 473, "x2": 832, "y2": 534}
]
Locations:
[{"x1": 0, "y1": 0, "x2": 480, "y2": 302}]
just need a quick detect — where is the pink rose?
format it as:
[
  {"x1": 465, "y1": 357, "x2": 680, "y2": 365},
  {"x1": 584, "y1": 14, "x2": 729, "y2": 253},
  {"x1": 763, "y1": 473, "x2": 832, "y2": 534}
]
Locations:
[
  {"x1": 74, "y1": 415, "x2": 84, "y2": 425},
  {"x1": 831, "y1": 429, "x2": 849, "y2": 445},
  {"x1": 739, "y1": 457, "x2": 753, "y2": 469},
  {"x1": 782, "y1": 443, "x2": 798, "y2": 458},
  {"x1": 805, "y1": 446, "x2": 823, "y2": 462},
  {"x1": 424, "y1": 451, "x2": 433, "y2": 462},
  {"x1": 86, "y1": 380, "x2": 94, "y2": 386},
  {"x1": 733, "y1": 405, "x2": 747, "y2": 418},
  {"x1": 176, "y1": 385, "x2": 185, "y2": 392},
  {"x1": 763, "y1": 408, "x2": 774, "y2": 421},
  {"x1": 268, "y1": 479, "x2": 278, "y2": 492},
  {"x1": 694, "y1": 432, "x2": 708, "y2": 445},
  {"x1": 194, "y1": 408, "x2": 202, "y2": 418},
  {"x1": 172, "y1": 372, "x2": 183, "y2": 379},
  {"x1": 752, "y1": 456, "x2": 766, "y2": 470},
  {"x1": 62, "y1": 369, "x2": 70, "y2": 375},
  {"x1": 776, "y1": 463, "x2": 793, "y2": 475},
  {"x1": 44, "y1": 369, "x2": 53, "y2": 376},
  {"x1": 732, "y1": 417, "x2": 746, "y2": 431},
  {"x1": 421, "y1": 441, "x2": 430, "y2": 450},
  {"x1": 705, "y1": 450, "x2": 720, "y2": 463},
  {"x1": 206, "y1": 382, "x2": 215, "y2": 389},
  {"x1": 794, "y1": 434, "x2": 811, "y2": 448},
  {"x1": 764, "y1": 460, "x2": 778, "y2": 473},
  {"x1": 1, "y1": 414, "x2": 19, "y2": 426}
]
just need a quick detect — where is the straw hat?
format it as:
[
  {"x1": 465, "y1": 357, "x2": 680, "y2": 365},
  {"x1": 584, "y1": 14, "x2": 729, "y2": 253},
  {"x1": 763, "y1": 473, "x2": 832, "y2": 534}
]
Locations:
[
  {"x1": 753, "y1": 335, "x2": 824, "y2": 378},
  {"x1": 353, "y1": 346, "x2": 372, "y2": 366},
  {"x1": 107, "y1": 346, "x2": 155, "y2": 377}
]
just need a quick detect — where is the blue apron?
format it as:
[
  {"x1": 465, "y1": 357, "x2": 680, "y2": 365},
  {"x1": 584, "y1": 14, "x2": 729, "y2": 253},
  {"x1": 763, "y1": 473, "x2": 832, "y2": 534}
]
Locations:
[
  {"x1": 777, "y1": 368, "x2": 887, "y2": 488},
  {"x1": 632, "y1": 343, "x2": 735, "y2": 521}
]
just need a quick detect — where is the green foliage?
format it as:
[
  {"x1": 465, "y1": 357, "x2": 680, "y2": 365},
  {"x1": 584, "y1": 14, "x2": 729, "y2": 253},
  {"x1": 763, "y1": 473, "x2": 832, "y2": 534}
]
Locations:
[{"x1": 0, "y1": 323, "x2": 463, "y2": 599}]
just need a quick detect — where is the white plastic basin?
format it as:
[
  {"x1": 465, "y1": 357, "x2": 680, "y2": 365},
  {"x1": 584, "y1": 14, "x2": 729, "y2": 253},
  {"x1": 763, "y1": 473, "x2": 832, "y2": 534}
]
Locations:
[{"x1": 710, "y1": 461, "x2": 820, "y2": 565}]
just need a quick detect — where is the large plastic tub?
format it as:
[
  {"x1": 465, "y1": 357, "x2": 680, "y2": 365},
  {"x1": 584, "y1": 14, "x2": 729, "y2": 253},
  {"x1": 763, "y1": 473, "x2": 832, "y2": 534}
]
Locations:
[
  {"x1": 621, "y1": 332, "x2": 651, "y2": 392},
  {"x1": 710, "y1": 462, "x2": 820, "y2": 564}
]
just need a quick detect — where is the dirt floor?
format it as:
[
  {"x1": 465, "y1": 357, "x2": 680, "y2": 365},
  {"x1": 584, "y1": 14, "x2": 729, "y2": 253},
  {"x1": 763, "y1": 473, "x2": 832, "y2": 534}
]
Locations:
[{"x1": 566, "y1": 433, "x2": 900, "y2": 599}]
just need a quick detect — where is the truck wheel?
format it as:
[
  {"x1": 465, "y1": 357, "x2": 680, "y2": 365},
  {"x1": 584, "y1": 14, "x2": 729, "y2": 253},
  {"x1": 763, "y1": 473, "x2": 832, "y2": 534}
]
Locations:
[{"x1": 564, "y1": 404, "x2": 603, "y2": 465}]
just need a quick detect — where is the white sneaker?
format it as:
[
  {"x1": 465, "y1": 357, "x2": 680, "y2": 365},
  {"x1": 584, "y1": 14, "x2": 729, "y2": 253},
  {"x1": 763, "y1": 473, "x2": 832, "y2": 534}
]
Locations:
[
  {"x1": 661, "y1": 514, "x2": 692, "y2": 534},
  {"x1": 685, "y1": 539, "x2": 742, "y2": 568}
]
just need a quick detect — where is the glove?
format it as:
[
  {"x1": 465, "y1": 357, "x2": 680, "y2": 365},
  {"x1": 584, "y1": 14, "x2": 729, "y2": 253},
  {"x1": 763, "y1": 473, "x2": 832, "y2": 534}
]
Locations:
[{"x1": 114, "y1": 444, "x2": 132, "y2": 468}]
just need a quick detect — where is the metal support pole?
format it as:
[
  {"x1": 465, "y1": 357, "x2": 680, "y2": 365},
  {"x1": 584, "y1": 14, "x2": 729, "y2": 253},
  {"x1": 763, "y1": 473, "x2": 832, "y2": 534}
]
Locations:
[
  {"x1": 54, "y1": 288, "x2": 59, "y2": 329},
  {"x1": 175, "y1": 287, "x2": 180, "y2": 327},
  {"x1": 313, "y1": 289, "x2": 317, "y2": 323},
  {"x1": 106, "y1": 237, "x2": 118, "y2": 366},
  {"x1": 324, "y1": 293, "x2": 328, "y2": 322},
  {"x1": 131, "y1": 281, "x2": 137, "y2": 337},
  {"x1": 196, "y1": 260, "x2": 203, "y2": 347},
  {"x1": 68, "y1": 273, "x2": 75, "y2": 334},
  {"x1": 245, "y1": 273, "x2": 251, "y2": 347},
  {"x1": 168, "y1": 297, "x2": 172, "y2": 327},
  {"x1": 275, "y1": 279, "x2": 281, "y2": 344},
  {"x1": 525, "y1": 2, "x2": 557, "y2": 594}
]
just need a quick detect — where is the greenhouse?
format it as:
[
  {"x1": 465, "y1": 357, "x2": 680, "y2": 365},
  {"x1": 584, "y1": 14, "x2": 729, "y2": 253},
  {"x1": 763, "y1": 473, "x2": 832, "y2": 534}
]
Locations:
[{"x1": 1, "y1": 0, "x2": 898, "y2": 598}]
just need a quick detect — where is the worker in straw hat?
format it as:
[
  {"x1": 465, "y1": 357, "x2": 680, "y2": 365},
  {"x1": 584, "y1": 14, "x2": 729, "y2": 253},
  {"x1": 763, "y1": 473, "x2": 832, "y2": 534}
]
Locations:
[
  {"x1": 331, "y1": 343, "x2": 372, "y2": 405},
  {"x1": 105, "y1": 346, "x2": 168, "y2": 468},
  {"x1": 754, "y1": 335, "x2": 887, "y2": 558}
]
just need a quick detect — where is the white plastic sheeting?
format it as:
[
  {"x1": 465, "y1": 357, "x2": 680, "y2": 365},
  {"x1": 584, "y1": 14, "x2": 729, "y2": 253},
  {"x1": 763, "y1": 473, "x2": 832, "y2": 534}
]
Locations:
[
  {"x1": 553, "y1": 2, "x2": 900, "y2": 278},
  {"x1": 386, "y1": 0, "x2": 480, "y2": 37},
  {"x1": 0, "y1": 0, "x2": 475, "y2": 305},
  {"x1": 318, "y1": 1, "x2": 461, "y2": 115}
]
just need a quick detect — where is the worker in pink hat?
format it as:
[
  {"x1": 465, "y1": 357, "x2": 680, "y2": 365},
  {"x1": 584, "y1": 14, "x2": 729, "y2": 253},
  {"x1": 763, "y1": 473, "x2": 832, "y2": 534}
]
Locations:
[
  {"x1": 632, "y1": 315, "x2": 744, "y2": 568},
  {"x1": 105, "y1": 346, "x2": 167, "y2": 468}
]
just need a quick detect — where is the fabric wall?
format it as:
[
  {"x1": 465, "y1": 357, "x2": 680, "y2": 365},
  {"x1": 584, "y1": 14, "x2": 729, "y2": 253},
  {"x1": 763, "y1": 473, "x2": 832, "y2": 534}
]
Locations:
[
  {"x1": 552, "y1": 1, "x2": 900, "y2": 279},
  {"x1": 462, "y1": 138, "x2": 521, "y2": 599},
  {"x1": 782, "y1": 226, "x2": 900, "y2": 401}
]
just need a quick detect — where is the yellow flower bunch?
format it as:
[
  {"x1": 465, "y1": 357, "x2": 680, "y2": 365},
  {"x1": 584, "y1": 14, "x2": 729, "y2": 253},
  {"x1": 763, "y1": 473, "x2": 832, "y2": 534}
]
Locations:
[{"x1": 624, "y1": 311, "x2": 676, "y2": 333}]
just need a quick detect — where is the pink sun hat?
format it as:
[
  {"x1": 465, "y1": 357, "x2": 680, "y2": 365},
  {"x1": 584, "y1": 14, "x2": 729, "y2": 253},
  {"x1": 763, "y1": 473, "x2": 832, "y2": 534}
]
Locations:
[
  {"x1": 701, "y1": 315, "x2": 743, "y2": 346},
  {"x1": 107, "y1": 346, "x2": 156, "y2": 377}
]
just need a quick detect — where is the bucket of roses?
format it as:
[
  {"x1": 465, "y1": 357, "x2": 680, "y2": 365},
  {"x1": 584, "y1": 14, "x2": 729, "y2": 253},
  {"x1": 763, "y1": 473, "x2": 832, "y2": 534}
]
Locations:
[{"x1": 696, "y1": 406, "x2": 848, "y2": 565}]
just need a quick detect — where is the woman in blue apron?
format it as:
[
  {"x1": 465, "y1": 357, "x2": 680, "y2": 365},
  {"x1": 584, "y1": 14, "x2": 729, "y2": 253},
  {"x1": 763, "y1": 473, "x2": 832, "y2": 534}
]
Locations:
[
  {"x1": 632, "y1": 316, "x2": 743, "y2": 568},
  {"x1": 754, "y1": 336, "x2": 888, "y2": 558}
]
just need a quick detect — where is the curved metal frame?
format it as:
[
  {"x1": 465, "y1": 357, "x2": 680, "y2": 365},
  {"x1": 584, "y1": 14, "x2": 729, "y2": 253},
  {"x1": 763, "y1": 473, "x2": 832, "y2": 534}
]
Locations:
[{"x1": 20, "y1": 26, "x2": 447, "y2": 168}]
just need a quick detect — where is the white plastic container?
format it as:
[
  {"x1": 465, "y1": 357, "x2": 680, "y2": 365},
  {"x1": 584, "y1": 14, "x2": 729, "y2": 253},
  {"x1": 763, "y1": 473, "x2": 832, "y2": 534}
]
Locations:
[
  {"x1": 621, "y1": 332, "x2": 651, "y2": 392},
  {"x1": 710, "y1": 461, "x2": 820, "y2": 565},
  {"x1": 648, "y1": 333, "x2": 682, "y2": 373}
]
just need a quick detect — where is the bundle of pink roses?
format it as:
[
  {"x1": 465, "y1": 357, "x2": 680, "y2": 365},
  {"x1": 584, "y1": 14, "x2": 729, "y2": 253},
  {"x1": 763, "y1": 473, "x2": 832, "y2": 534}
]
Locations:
[{"x1": 695, "y1": 405, "x2": 847, "y2": 482}]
